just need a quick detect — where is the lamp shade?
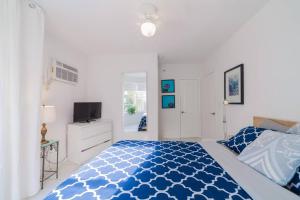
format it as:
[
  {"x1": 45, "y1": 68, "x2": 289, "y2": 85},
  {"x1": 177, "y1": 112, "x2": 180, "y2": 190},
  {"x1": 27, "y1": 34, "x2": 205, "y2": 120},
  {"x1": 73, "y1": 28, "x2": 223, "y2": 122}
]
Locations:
[
  {"x1": 141, "y1": 20, "x2": 156, "y2": 37},
  {"x1": 41, "y1": 105, "x2": 56, "y2": 123}
]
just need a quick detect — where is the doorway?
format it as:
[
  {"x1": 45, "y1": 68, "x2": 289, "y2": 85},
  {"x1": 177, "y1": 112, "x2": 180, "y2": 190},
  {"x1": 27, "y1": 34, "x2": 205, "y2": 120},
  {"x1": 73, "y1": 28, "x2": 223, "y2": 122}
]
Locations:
[
  {"x1": 201, "y1": 72, "x2": 217, "y2": 138},
  {"x1": 179, "y1": 79, "x2": 201, "y2": 139}
]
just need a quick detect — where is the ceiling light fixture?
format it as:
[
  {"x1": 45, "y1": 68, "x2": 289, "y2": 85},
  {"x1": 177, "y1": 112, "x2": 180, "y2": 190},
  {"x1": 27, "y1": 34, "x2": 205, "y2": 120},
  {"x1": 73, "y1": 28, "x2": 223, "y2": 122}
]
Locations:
[
  {"x1": 139, "y1": 3, "x2": 158, "y2": 37},
  {"x1": 141, "y1": 19, "x2": 156, "y2": 37}
]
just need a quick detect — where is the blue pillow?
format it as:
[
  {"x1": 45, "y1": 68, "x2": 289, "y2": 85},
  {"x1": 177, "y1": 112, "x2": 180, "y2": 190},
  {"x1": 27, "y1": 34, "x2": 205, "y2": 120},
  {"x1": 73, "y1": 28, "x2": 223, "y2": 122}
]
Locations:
[
  {"x1": 287, "y1": 168, "x2": 300, "y2": 195},
  {"x1": 218, "y1": 126, "x2": 266, "y2": 154}
]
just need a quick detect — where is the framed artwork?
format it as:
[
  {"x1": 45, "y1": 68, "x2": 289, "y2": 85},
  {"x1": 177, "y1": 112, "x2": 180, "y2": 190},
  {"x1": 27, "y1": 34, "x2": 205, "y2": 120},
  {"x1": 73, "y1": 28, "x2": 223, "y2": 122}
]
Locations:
[
  {"x1": 161, "y1": 79, "x2": 175, "y2": 93},
  {"x1": 162, "y1": 95, "x2": 175, "y2": 109},
  {"x1": 224, "y1": 64, "x2": 244, "y2": 104}
]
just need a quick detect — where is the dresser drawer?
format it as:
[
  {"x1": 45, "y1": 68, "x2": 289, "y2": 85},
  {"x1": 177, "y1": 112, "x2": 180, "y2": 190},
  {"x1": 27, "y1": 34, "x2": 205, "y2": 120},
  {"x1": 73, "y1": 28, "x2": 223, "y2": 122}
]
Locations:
[
  {"x1": 67, "y1": 119, "x2": 113, "y2": 165},
  {"x1": 80, "y1": 122, "x2": 112, "y2": 140},
  {"x1": 81, "y1": 132, "x2": 112, "y2": 151}
]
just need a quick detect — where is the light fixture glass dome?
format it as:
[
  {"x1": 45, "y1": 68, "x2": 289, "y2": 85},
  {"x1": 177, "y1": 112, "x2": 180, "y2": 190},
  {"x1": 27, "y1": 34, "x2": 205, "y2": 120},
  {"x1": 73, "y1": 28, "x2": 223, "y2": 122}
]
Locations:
[{"x1": 141, "y1": 20, "x2": 156, "y2": 37}]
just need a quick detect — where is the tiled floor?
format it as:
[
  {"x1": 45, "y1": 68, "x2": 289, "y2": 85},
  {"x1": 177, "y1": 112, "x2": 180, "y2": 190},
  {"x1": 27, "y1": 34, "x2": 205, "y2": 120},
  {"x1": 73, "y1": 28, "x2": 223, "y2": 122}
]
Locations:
[{"x1": 27, "y1": 161, "x2": 79, "y2": 200}]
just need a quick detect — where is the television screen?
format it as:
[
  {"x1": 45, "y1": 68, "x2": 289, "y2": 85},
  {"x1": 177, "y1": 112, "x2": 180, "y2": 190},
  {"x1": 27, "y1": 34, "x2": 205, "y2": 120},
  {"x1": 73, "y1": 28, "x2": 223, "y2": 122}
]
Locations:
[{"x1": 73, "y1": 102, "x2": 102, "y2": 122}]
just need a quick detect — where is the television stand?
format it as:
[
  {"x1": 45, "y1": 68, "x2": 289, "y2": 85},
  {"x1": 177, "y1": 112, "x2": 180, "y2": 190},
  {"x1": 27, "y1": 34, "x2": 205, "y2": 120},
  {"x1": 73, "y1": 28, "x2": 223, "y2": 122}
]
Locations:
[
  {"x1": 78, "y1": 119, "x2": 97, "y2": 123},
  {"x1": 67, "y1": 119, "x2": 113, "y2": 164}
]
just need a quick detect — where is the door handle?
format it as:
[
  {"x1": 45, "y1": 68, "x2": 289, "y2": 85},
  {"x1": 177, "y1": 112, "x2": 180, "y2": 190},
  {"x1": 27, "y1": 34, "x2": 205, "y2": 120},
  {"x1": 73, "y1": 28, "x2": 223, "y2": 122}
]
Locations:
[
  {"x1": 210, "y1": 112, "x2": 216, "y2": 115},
  {"x1": 181, "y1": 111, "x2": 185, "y2": 114}
]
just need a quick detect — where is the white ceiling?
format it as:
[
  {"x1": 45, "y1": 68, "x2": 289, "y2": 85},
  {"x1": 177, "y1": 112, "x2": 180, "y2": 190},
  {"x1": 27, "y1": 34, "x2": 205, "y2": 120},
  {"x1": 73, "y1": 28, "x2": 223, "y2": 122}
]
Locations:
[{"x1": 39, "y1": 0, "x2": 269, "y2": 64}]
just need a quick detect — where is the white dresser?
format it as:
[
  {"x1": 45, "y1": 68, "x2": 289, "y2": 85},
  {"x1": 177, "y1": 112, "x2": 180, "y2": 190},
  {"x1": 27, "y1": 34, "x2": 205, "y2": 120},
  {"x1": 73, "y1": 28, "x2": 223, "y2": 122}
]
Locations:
[{"x1": 67, "y1": 119, "x2": 113, "y2": 164}]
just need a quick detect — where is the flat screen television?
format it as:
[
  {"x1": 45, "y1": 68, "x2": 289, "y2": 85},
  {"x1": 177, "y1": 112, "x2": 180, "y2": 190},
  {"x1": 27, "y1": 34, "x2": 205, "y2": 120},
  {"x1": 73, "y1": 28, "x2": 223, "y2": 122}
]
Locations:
[{"x1": 73, "y1": 102, "x2": 102, "y2": 123}]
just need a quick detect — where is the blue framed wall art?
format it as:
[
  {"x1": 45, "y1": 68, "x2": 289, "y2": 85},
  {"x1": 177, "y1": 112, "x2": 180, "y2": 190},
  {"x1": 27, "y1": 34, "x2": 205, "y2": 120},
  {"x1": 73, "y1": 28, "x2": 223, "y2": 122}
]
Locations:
[
  {"x1": 161, "y1": 79, "x2": 175, "y2": 93},
  {"x1": 162, "y1": 95, "x2": 175, "y2": 109}
]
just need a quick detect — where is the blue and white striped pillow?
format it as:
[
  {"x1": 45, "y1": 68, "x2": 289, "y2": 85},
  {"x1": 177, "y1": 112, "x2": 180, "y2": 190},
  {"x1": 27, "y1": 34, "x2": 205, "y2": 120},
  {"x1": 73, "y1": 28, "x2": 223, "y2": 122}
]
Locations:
[{"x1": 218, "y1": 126, "x2": 266, "y2": 154}]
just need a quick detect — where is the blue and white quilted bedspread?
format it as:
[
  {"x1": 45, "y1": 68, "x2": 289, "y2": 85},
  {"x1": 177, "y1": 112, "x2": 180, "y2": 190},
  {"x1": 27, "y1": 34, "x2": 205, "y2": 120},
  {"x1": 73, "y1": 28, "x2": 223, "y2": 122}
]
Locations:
[{"x1": 45, "y1": 140, "x2": 252, "y2": 200}]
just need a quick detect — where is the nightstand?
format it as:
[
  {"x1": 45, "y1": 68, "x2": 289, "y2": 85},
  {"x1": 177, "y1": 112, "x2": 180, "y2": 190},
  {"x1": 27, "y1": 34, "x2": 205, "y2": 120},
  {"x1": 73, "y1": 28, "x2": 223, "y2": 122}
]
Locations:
[{"x1": 40, "y1": 140, "x2": 59, "y2": 189}]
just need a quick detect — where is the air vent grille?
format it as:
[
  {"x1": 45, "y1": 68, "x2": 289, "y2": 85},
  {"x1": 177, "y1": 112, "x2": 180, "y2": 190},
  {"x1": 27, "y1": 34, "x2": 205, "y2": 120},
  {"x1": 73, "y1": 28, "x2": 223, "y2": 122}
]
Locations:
[{"x1": 52, "y1": 59, "x2": 78, "y2": 84}]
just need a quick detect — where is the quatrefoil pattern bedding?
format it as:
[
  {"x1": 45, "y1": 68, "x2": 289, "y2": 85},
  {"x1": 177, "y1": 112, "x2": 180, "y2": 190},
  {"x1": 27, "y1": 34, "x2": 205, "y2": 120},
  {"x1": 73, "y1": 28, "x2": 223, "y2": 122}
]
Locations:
[
  {"x1": 287, "y1": 169, "x2": 300, "y2": 195},
  {"x1": 218, "y1": 126, "x2": 266, "y2": 154},
  {"x1": 45, "y1": 140, "x2": 252, "y2": 200}
]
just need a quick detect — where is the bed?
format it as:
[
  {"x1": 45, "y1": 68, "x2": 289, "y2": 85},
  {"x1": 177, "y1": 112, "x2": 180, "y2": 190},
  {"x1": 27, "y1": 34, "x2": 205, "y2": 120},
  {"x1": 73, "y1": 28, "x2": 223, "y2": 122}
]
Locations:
[
  {"x1": 202, "y1": 140, "x2": 299, "y2": 200},
  {"x1": 45, "y1": 117, "x2": 299, "y2": 200}
]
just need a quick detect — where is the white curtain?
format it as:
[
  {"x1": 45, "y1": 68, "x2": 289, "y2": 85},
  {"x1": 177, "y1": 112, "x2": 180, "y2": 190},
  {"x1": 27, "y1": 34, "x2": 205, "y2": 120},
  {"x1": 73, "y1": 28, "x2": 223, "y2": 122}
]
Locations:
[{"x1": 0, "y1": 0, "x2": 44, "y2": 199}]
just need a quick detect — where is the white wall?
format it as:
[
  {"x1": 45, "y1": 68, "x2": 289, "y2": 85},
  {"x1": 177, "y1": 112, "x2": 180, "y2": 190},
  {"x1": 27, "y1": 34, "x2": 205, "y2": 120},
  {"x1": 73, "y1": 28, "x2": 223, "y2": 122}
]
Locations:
[
  {"x1": 159, "y1": 64, "x2": 202, "y2": 139},
  {"x1": 42, "y1": 33, "x2": 88, "y2": 161},
  {"x1": 200, "y1": 0, "x2": 300, "y2": 139},
  {"x1": 86, "y1": 54, "x2": 159, "y2": 142}
]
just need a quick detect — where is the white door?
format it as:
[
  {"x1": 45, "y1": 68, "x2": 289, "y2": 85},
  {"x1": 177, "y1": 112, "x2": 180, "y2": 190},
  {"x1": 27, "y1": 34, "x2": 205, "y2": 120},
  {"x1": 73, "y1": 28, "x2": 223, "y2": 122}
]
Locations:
[
  {"x1": 179, "y1": 79, "x2": 200, "y2": 138},
  {"x1": 201, "y1": 72, "x2": 217, "y2": 138}
]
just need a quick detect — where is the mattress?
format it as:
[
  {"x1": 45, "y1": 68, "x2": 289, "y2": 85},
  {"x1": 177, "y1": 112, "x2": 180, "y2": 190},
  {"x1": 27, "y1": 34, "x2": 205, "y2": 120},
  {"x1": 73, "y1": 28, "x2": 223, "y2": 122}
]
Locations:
[
  {"x1": 200, "y1": 139, "x2": 299, "y2": 200},
  {"x1": 45, "y1": 140, "x2": 252, "y2": 200}
]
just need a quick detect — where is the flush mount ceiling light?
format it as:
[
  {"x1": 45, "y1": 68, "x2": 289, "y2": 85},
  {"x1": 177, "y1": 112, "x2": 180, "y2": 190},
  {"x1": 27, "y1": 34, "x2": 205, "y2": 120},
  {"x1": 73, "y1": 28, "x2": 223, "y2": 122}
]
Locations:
[
  {"x1": 139, "y1": 3, "x2": 158, "y2": 37},
  {"x1": 141, "y1": 19, "x2": 156, "y2": 37}
]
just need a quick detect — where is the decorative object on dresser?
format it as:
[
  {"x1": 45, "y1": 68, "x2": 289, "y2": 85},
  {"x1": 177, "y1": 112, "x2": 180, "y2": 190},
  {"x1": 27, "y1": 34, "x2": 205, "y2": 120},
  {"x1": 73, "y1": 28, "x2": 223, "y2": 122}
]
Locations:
[
  {"x1": 67, "y1": 119, "x2": 113, "y2": 164},
  {"x1": 40, "y1": 140, "x2": 59, "y2": 189},
  {"x1": 224, "y1": 64, "x2": 244, "y2": 104},
  {"x1": 40, "y1": 105, "x2": 56, "y2": 144}
]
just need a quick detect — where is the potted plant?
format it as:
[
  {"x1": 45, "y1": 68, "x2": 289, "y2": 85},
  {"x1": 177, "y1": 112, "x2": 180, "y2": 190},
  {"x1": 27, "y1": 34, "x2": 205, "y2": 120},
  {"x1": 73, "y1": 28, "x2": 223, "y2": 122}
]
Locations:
[{"x1": 127, "y1": 105, "x2": 136, "y2": 115}]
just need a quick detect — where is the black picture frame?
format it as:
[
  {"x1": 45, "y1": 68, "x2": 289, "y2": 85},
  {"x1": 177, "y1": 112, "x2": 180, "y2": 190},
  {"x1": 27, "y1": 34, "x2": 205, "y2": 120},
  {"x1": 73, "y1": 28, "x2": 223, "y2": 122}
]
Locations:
[
  {"x1": 162, "y1": 95, "x2": 175, "y2": 109},
  {"x1": 224, "y1": 64, "x2": 244, "y2": 104},
  {"x1": 161, "y1": 79, "x2": 175, "y2": 93}
]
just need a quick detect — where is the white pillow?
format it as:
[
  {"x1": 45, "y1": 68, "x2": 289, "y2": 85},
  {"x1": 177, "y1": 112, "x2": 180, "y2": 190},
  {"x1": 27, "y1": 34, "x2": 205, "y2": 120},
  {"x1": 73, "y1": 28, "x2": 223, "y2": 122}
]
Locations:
[{"x1": 237, "y1": 130, "x2": 300, "y2": 186}]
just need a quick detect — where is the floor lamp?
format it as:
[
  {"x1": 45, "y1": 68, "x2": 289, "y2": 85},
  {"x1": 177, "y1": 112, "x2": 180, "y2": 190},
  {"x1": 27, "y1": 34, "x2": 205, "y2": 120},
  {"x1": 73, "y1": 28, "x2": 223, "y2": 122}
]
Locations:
[{"x1": 223, "y1": 100, "x2": 229, "y2": 139}]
